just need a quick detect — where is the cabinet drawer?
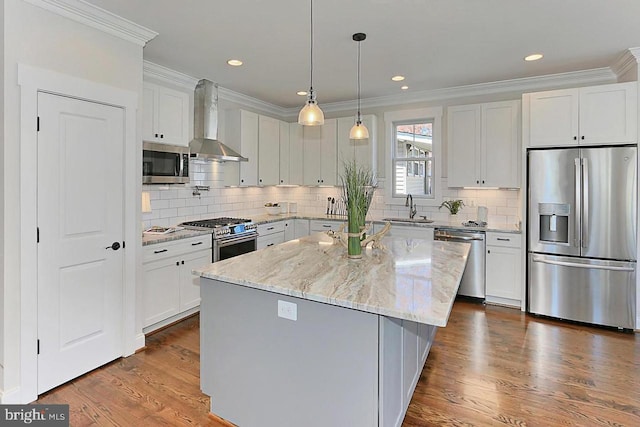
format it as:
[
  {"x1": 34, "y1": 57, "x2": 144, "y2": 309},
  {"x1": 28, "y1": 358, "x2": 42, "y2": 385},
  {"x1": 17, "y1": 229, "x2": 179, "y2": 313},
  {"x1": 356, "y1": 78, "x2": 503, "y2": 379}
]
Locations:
[
  {"x1": 143, "y1": 235, "x2": 212, "y2": 262},
  {"x1": 257, "y1": 232, "x2": 285, "y2": 250},
  {"x1": 486, "y1": 233, "x2": 521, "y2": 248},
  {"x1": 258, "y1": 221, "x2": 285, "y2": 236},
  {"x1": 310, "y1": 219, "x2": 344, "y2": 232}
]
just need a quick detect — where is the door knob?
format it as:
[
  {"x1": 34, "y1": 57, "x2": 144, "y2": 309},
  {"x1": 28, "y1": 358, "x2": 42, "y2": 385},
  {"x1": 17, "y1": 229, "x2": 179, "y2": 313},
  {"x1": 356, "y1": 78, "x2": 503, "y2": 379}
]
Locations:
[{"x1": 106, "y1": 242, "x2": 121, "y2": 250}]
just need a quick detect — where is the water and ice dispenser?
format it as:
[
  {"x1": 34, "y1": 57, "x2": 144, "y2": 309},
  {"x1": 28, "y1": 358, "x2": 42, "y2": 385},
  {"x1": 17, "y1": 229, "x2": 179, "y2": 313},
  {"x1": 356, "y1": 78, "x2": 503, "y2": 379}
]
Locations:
[{"x1": 538, "y1": 203, "x2": 570, "y2": 244}]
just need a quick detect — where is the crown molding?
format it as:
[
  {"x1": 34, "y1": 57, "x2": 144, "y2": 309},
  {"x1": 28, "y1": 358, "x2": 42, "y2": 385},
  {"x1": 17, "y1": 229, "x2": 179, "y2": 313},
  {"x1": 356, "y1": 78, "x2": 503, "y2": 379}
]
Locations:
[
  {"x1": 217, "y1": 86, "x2": 291, "y2": 117},
  {"x1": 22, "y1": 0, "x2": 157, "y2": 46},
  {"x1": 611, "y1": 48, "x2": 640, "y2": 78},
  {"x1": 143, "y1": 61, "x2": 199, "y2": 90},
  {"x1": 282, "y1": 67, "x2": 617, "y2": 119}
]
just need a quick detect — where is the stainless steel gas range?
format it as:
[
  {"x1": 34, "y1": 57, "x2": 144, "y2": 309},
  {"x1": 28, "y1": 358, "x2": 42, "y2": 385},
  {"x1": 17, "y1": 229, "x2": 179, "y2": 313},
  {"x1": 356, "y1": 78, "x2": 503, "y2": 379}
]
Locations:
[{"x1": 182, "y1": 217, "x2": 257, "y2": 262}]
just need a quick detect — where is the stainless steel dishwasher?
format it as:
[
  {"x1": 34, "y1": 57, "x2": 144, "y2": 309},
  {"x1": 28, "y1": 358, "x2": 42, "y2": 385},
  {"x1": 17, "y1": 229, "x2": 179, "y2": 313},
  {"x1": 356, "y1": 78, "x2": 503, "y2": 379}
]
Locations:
[{"x1": 434, "y1": 228, "x2": 486, "y2": 298}]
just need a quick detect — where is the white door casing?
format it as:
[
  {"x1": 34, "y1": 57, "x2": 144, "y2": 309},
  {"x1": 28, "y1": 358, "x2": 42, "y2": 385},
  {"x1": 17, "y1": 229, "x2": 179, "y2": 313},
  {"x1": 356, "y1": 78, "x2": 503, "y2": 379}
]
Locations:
[{"x1": 37, "y1": 92, "x2": 125, "y2": 393}]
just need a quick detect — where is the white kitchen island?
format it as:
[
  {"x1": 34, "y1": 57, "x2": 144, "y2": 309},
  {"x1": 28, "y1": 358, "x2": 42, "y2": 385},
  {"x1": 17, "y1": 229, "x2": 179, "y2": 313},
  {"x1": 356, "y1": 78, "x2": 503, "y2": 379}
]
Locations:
[{"x1": 195, "y1": 232, "x2": 470, "y2": 427}]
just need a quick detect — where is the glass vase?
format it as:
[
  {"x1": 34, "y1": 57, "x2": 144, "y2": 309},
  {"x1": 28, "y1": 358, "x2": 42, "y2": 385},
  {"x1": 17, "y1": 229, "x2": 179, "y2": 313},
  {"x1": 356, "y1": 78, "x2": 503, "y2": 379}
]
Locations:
[{"x1": 347, "y1": 211, "x2": 362, "y2": 259}]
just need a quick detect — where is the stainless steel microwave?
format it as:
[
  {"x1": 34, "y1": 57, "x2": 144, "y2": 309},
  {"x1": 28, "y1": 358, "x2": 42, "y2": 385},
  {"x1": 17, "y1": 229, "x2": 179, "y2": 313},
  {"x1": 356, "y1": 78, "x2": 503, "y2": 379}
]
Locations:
[{"x1": 143, "y1": 142, "x2": 190, "y2": 184}]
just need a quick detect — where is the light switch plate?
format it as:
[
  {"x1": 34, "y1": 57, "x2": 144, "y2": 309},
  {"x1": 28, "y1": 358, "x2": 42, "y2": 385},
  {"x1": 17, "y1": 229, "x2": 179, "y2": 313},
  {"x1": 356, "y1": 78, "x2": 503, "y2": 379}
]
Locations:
[{"x1": 277, "y1": 300, "x2": 297, "y2": 321}]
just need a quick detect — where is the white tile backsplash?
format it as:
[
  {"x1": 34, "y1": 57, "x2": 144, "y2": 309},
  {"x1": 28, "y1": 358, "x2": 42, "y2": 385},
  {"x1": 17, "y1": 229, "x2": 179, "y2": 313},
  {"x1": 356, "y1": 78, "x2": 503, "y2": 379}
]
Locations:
[{"x1": 142, "y1": 160, "x2": 522, "y2": 229}]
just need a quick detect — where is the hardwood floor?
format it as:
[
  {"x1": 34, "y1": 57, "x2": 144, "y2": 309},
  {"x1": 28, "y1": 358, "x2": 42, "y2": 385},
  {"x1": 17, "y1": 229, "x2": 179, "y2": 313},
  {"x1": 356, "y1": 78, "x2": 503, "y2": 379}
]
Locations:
[{"x1": 37, "y1": 301, "x2": 640, "y2": 426}]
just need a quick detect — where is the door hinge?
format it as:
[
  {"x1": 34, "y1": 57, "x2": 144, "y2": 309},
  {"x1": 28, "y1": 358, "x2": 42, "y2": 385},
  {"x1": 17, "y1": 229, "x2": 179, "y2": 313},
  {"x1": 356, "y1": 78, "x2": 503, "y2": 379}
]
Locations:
[
  {"x1": 37, "y1": 227, "x2": 40, "y2": 243},
  {"x1": 37, "y1": 116, "x2": 40, "y2": 132},
  {"x1": 37, "y1": 339, "x2": 40, "y2": 355}
]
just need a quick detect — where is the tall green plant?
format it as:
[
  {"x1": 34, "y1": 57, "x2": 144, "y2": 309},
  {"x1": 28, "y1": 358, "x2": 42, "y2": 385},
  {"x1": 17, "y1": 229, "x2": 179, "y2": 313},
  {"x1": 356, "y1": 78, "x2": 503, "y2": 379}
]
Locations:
[{"x1": 340, "y1": 160, "x2": 376, "y2": 258}]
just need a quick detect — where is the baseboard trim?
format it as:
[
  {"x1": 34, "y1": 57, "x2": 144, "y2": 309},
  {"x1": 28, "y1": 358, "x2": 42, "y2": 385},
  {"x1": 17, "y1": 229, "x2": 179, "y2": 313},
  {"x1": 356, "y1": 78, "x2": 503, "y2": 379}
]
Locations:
[{"x1": 0, "y1": 386, "x2": 22, "y2": 404}]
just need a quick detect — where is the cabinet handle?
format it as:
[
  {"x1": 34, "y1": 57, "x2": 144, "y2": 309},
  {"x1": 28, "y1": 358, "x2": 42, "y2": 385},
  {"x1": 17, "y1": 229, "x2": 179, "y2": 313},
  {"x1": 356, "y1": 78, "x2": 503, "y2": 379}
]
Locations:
[
  {"x1": 160, "y1": 134, "x2": 164, "y2": 139},
  {"x1": 267, "y1": 243, "x2": 274, "y2": 247},
  {"x1": 476, "y1": 180, "x2": 479, "y2": 184},
  {"x1": 181, "y1": 260, "x2": 184, "y2": 265},
  {"x1": 482, "y1": 180, "x2": 485, "y2": 184},
  {"x1": 574, "y1": 136, "x2": 577, "y2": 140},
  {"x1": 241, "y1": 179, "x2": 244, "y2": 183},
  {"x1": 488, "y1": 249, "x2": 491, "y2": 254},
  {"x1": 496, "y1": 237, "x2": 510, "y2": 241},
  {"x1": 317, "y1": 180, "x2": 320, "y2": 183},
  {"x1": 280, "y1": 180, "x2": 284, "y2": 183},
  {"x1": 176, "y1": 261, "x2": 180, "y2": 266},
  {"x1": 581, "y1": 135, "x2": 585, "y2": 140},
  {"x1": 267, "y1": 227, "x2": 274, "y2": 231},
  {"x1": 191, "y1": 241, "x2": 203, "y2": 246},
  {"x1": 322, "y1": 225, "x2": 331, "y2": 228},
  {"x1": 321, "y1": 179, "x2": 324, "y2": 183},
  {"x1": 260, "y1": 179, "x2": 263, "y2": 183},
  {"x1": 154, "y1": 249, "x2": 168, "y2": 254},
  {"x1": 155, "y1": 133, "x2": 159, "y2": 138}
]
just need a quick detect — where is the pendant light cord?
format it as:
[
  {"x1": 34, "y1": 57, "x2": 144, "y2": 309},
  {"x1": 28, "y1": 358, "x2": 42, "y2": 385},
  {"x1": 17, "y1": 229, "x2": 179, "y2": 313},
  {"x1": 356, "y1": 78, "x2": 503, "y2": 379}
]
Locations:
[
  {"x1": 309, "y1": 0, "x2": 314, "y2": 94},
  {"x1": 357, "y1": 38, "x2": 361, "y2": 119}
]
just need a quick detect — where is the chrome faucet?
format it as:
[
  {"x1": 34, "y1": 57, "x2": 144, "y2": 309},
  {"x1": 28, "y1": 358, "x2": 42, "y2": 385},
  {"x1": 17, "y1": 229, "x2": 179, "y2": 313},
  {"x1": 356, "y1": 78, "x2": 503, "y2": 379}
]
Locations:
[{"x1": 405, "y1": 194, "x2": 417, "y2": 219}]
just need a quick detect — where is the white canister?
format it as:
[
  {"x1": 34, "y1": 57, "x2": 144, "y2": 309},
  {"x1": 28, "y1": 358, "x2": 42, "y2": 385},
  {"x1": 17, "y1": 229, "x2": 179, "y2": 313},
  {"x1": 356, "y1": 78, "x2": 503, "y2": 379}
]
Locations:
[
  {"x1": 280, "y1": 202, "x2": 289, "y2": 214},
  {"x1": 289, "y1": 202, "x2": 298, "y2": 213},
  {"x1": 477, "y1": 206, "x2": 488, "y2": 223}
]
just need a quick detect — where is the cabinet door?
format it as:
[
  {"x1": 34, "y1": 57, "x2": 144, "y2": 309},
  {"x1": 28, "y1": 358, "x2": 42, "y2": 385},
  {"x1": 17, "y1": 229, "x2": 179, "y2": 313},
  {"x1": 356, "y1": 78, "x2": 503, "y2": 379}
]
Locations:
[
  {"x1": 284, "y1": 221, "x2": 295, "y2": 241},
  {"x1": 143, "y1": 258, "x2": 180, "y2": 327},
  {"x1": 156, "y1": 86, "x2": 190, "y2": 146},
  {"x1": 579, "y1": 82, "x2": 637, "y2": 145},
  {"x1": 528, "y1": 88, "x2": 579, "y2": 147},
  {"x1": 303, "y1": 125, "x2": 323, "y2": 185},
  {"x1": 289, "y1": 123, "x2": 304, "y2": 185},
  {"x1": 142, "y1": 83, "x2": 158, "y2": 142},
  {"x1": 447, "y1": 105, "x2": 481, "y2": 187},
  {"x1": 179, "y1": 250, "x2": 210, "y2": 312},
  {"x1": 320, "y1": 119, "x2": 338, "y2": 185},
  {"x1": 482, "y1": 101, "x2": 520, "y2": 188},
  {"x1": 294, "y1": 219, "x2": 310, "y2": 238},
  {"x1": 279, "y1": 121, "x2": 290, "y2": 185},
  {"x1": 486, "y1": 245, "x2": 522, "y2": 303},
  {"x1": 258, "y1": 115, "x2": 280, "y2": 185},
  {"x1": 240, "y1": 110, "x2": 259, "y2": 186}
]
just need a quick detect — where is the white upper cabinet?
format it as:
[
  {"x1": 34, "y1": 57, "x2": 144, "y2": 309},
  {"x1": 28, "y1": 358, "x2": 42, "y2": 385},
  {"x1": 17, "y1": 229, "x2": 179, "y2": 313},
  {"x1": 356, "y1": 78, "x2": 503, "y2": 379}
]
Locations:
[
  {"x1": 278, "y1": 121, "x2": 290, "y2": 185},
  {"x1": 142, "y1": 82, "x2": 190, "y2": 146},
  {"x1": 287, "y1": 123, "x2": 304, "y2": 185},
  {"x1": 336, "y1": 114, "x2": 377, "y2": 178},
  {"x1": 224, "y1": 109, "x2": 259, "y2": 186},
  {"x1": 448, "y1": 100, "x2": 520, "y2": 188},
  {"x1": 258, "y1": 115, "x2": 281, "y2": 186},
  {"x1": 303, "y1": 118, "x2": 338, "y2": 186},
  {"x1": 525, "y1": 81, "x2": 637, "y2": 147}
]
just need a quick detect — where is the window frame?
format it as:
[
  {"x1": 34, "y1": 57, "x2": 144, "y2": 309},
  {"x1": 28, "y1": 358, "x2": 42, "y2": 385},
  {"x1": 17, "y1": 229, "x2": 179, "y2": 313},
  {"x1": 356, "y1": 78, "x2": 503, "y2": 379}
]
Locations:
[{"x1": 384, "y1": 107, "x2": 443, "y2": 206}]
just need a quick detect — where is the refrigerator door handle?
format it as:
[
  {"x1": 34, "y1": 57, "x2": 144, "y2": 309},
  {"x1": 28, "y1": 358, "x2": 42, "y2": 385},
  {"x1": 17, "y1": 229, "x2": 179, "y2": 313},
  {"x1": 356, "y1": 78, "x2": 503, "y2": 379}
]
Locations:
[
  {"x1": 582, "y1": 158, "x2": 589, "y2": 249},
  {"x1": 531, "y1": 255, "x2": 635, "y2": 272},
  {"x1": 574, "y1": 158, "x2": 581, "y2": 248}
]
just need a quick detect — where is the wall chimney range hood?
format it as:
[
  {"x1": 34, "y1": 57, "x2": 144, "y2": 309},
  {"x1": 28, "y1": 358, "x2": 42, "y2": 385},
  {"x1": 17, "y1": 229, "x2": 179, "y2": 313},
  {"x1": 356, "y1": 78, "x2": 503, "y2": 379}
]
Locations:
[{"x1": 189, "y1": 79, "x2": 248, "y2": 162}]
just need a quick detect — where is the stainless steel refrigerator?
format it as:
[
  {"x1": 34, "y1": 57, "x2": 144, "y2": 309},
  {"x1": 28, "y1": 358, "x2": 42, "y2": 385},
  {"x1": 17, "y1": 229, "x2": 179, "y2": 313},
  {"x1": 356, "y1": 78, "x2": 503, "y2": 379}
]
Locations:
[{"x1": 528, "y1": 146, "x2": 637, "y2": 329}]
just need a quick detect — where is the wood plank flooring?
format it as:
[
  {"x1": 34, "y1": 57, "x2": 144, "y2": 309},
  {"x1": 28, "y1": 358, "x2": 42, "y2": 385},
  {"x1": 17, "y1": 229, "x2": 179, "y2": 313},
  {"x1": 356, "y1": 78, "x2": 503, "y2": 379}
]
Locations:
[{"x1": 37, "y1": 301, "x2": 640, "y2": 426}]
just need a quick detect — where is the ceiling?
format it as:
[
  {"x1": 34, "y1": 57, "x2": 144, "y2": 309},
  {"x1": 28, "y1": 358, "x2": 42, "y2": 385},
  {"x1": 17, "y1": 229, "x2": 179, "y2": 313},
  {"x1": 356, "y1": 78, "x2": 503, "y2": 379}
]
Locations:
[{"x1": 85, "y1": 0, "x2": 640, "y2": 109}]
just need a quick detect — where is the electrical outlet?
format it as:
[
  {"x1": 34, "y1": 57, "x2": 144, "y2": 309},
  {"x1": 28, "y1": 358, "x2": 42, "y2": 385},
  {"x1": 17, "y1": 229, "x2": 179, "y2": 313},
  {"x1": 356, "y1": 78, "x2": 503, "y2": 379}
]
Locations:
[{"x1": 278, "y1": 300, "x2": 297, "y2": 321}]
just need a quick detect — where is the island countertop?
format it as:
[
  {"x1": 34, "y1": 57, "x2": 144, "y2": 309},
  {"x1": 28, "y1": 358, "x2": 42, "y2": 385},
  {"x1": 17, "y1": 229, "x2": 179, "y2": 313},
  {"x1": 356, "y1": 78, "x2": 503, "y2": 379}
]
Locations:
[{"x1": 194, "y1": 233, "x2": 470, "y2": 327}]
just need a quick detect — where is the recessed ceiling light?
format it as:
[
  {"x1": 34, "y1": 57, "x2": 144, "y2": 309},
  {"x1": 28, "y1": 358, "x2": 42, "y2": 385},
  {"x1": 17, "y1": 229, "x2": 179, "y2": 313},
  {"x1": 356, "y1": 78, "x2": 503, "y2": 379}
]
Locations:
[
  {"x1": 297, "y1": 91, "x2": 308, "y2": 96},
  {"x1": 227, "y1": 59, "x2": 243, "y2": 66},
  {"x1": 391, "y1": 75, "x2": 405, "y2": 82},
  {"x1": 401, "y1": 85, "x2": 409, "y2": 90},
  {"x1": 524, "y1": 53, "x2": 543, "y2": 62}
]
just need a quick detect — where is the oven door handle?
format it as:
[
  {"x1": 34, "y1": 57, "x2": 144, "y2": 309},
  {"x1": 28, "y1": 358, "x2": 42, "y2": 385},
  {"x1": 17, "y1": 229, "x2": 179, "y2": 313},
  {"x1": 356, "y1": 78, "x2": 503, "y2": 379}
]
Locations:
[{"x1": 217, "y1": 234, "x2": 257, "y2": 247}]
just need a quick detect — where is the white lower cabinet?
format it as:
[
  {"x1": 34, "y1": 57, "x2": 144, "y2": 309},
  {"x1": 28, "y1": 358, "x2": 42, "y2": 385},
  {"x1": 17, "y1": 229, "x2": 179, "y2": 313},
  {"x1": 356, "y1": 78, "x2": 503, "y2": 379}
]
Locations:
[
  {"x1": 310, "y1": 219, "x2": 345, "y2": 233},
  {"x1": 294, "y1": 219, "x2": 310, "y2": 238},
  {"x1": 142, "y1": 234, "x2": 212, "y2": 332},
  {"x1": 485, "y1": 232, "x2": 522, "y2": 307},
  {"x1": 257, "y1": 221, "x2": 286, "y2": 249},
  {"x1": 284, "y1": 220, "x2": 295, "y2": 241}
]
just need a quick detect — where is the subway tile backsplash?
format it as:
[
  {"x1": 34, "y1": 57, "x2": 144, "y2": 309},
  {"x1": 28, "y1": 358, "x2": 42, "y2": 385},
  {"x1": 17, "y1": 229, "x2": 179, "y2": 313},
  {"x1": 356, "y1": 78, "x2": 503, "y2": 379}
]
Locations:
[{"x1": 142, "y1": 160, "x2": 522, "y2": 229}]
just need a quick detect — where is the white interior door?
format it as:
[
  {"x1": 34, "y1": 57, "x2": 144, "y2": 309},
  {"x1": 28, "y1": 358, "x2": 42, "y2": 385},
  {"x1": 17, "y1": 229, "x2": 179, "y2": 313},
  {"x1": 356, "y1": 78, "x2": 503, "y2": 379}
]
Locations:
[{"x1": 37, "y1": 92, "x2": 125, "y2": 394}]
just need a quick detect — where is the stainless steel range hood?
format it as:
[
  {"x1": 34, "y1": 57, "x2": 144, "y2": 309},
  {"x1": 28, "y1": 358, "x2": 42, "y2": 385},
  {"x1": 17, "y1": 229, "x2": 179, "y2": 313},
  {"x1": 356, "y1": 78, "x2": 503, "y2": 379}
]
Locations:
[{"x1": 189, "y1": 79, "x2": 248, "y2": 162}]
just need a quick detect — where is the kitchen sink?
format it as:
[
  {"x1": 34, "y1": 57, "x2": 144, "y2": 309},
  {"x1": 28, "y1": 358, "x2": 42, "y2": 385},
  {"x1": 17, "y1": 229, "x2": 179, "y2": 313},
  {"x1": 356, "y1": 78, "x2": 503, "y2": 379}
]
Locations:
[{"x1": 382, "y1": 217, "x2": 434, "y2": 224}]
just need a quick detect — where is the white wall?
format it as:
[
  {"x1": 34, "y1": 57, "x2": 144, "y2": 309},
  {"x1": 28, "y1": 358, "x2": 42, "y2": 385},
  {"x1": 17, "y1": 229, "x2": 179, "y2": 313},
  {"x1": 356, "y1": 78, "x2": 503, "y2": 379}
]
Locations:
[
  {"x1": 0, "y1": 0, "x2": 5, "y2": 389},
  {"x1": 1, "y1": 0, "x2": 143, "y2": 401}
]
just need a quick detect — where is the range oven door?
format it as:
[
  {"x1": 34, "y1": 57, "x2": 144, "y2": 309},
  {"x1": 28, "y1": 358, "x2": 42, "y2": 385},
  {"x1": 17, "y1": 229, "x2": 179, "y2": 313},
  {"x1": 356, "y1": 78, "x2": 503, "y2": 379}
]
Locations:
[{"x1": 214, "y1": 234, "x2": 257, "y2": 262}]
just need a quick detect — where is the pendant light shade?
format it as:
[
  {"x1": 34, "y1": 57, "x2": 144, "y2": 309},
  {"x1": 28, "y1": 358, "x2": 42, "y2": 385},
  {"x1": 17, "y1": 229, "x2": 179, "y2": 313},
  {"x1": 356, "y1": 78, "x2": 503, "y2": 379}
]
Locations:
[
  {"x1": 298, "y1": 0, "x2": 324, "y2": 126},
  {"x1": 350, "y1": 32, "x2": 368, "y2": 140}
]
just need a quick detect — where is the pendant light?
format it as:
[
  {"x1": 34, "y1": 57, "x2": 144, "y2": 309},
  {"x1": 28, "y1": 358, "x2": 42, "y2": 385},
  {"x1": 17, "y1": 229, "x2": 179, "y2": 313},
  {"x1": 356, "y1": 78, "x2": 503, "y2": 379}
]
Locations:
[
  {"x1": 298, "y1": 0, "x2": 324, "y2": 126},
  {"x1": 349, "y1": 32, "x2": 369, "y2": 140}
]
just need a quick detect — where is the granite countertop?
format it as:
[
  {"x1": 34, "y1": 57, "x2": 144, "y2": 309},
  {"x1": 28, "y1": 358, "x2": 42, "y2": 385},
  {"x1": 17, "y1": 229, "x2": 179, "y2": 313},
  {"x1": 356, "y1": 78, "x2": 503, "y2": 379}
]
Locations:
[
  {"x1": 194, "y1": 233, "x2": 470, "y2": 327},
  {"x1": 142, "y1": 228, "x2": 212, "y2": 246},
  {"x1": 251, "y1": 213, "x2": 521, "y2": 234}
]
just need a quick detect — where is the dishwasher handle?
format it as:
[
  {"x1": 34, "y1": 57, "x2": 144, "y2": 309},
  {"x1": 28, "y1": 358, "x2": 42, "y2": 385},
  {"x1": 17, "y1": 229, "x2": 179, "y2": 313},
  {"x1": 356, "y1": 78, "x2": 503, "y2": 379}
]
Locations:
[{"x1": 435, "y1": 231, "x2": 484, "y2": 242}]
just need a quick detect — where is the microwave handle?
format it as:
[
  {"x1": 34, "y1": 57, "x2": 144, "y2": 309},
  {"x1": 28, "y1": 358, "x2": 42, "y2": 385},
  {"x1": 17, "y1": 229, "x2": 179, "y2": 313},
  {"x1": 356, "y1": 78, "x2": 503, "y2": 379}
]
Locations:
[{"x1": 177, "y1": 153, "x2": 183, "y2": 177}]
